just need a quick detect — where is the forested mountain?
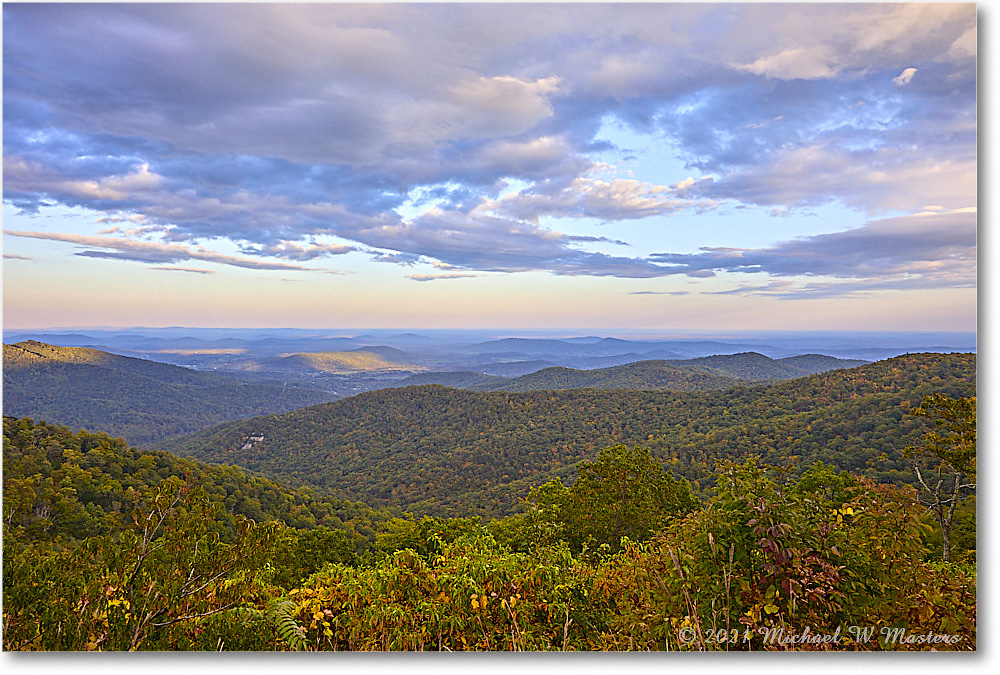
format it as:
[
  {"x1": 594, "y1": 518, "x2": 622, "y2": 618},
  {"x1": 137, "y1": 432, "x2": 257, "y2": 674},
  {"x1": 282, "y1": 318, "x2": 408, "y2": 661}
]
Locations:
[
  {"x1": 3, "y1": 341, "x2": 337, "y2": 445},
  {"x1": 264, "y1": 349, "x2": 424, "y2": 374},
  {"x1": 2, "y1": 416, "x2": 394, "y2": 546},
  {"x1": 391, "y1": 371, "x2": 509, "y2": 390},
  {"x1": 392, "y1": 352, "x2": 866, "y2": 393},
  {"x1": 666, "y1": 352, "x2": 867, "y2": 380},
  {"x1": 476, "y1": 360, "x2": 740, "y2": 392},
  {"x1": 158, "y1": 353, "x2": 975, "y2": 518}
]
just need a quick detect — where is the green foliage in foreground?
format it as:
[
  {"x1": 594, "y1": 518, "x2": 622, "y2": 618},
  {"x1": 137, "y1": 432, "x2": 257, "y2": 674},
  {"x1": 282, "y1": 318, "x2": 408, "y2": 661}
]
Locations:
[
  {"x1": 3, "y1": 410, "x2": 975, "y2": 651},
  {"x1": 260, "y1": 460, "x2": 976, "y2": 651}
]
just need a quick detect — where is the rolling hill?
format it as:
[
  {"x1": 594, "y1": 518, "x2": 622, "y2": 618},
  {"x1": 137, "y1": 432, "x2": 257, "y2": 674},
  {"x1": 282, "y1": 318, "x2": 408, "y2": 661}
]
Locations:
[
  {"x1": 157, "y1": 352, "x2": 974, "y2": 518},
  {"x1": 392, "y1": 352, "x2": 867, "y2": 393},
  {"x1": 267, "y1": 349, "x2": 425, "y2": 374},
  {"x1": 2, "y1": 341, "x2": 338, "y2": 445}
]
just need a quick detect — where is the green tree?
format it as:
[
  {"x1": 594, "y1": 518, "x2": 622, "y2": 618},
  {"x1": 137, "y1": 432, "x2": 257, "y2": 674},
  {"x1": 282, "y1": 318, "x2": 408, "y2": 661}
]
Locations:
[
  {"x1": 531, "y1": 444, "x2": 698, "y2": 554},
  {"x1": 3, "y1": 479, "x2": 283, "y2": 650},
  {"x1": 905, "y1": 394, "x2": 976, "y2": 562}
]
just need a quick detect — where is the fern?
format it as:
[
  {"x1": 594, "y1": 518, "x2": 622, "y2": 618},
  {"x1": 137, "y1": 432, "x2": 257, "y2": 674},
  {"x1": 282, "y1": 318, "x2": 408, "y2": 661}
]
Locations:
[{"x1": 267, "y1": 599, "x2": 310, "y2": 651}]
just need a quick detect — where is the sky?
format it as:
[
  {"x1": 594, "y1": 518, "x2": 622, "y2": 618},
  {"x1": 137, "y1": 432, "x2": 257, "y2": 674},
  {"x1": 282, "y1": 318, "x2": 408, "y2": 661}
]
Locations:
[{"x1": 1, "y1": 2, "x2": 978, "y2": 332}]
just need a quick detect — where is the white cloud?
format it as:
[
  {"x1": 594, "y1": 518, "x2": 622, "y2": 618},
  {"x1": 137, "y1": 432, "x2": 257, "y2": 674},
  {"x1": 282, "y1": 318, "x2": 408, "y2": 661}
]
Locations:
[
  {"x1": 448, "y1": 75, "x2": 561, "y2": 138},
  {"x1": 892, "y1": 67, "x2": 918, "y2": 86},
  {"x1": 480, "y1": 174, "x2": 717, "y2": 223},
  {"x1": 740, "y1": 46, "x2": 838, "y2": 80}
]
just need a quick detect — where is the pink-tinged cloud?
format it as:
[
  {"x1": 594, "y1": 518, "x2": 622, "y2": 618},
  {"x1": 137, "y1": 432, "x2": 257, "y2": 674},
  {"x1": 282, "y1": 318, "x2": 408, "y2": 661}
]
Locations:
[
  {"x1": 147, "y1": 266, "x2": 216, "y2": 275},
  {"x1": 406, "y1": 273, "x2": 481, "y2": 282},
  {"x1": 4, "y1": 230, "x2": 314, "y2": 271}
]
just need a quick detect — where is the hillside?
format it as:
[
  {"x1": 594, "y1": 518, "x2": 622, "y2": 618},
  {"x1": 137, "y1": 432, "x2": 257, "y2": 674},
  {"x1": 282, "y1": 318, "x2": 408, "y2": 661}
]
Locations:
[
  {"x1": 3, "y1": 341, "x2": 337, "y2": 445},
  {"x1": 158, "y1": 352, "x2": 975, "y2": 518},
  {"x1": 392, "y1": 352, "x2": 867, "y2": 393},
  {"x1": 265, "y1": 349, "x2": 425, "y2": 374},
  {"x1": 475, "y1": 360, "x2": 740, "y2": 392},
  {"x1": 4, "y1": 340, "x2": 218, "y2": 384},
  {"x1": 667, "y1": 352, "x2": 868, "y2": 380},
  {"x1": 391, "y1": 371, "x2": 509, "y2": 389},
  {"x1": 2, "y1": 415, "x2": 394, "y2": 544}
]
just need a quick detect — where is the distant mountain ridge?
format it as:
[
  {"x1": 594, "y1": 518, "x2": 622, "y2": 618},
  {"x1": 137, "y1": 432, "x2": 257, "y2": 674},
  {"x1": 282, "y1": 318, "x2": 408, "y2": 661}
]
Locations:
[
  {"x1": 3, "y1": 340, "x2": 337, "y2": 445},
  {"x1": 392, "y1": 352, "x2": 867, "y2": 392},
  {"x1": 266, "y1": 348, "x2": 425, "y2": 374},
  {"x1": 5, "y1": 340, "x2": 215, "y2": 384}
]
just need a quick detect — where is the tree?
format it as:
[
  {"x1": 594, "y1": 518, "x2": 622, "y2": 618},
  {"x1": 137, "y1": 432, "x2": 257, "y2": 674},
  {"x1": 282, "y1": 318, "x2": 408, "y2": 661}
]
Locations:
[
  {"x1": 905, "y1": 394, "x2": 976, "y2": 562},
  {"x1": 531, "y1": 444, "x2": 698, "y2": 554},
  {"x1": 3, "y1": 478, "x2": 283, "y2": 650}
]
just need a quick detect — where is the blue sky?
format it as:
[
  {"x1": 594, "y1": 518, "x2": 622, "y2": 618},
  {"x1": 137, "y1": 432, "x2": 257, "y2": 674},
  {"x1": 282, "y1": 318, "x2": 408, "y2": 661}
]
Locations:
[{"x1": 2, "y1": 3, "x2": 977, "y2": 331}]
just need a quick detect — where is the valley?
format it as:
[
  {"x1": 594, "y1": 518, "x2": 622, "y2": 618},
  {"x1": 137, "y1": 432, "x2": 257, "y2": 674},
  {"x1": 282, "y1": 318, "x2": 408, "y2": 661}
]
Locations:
[
  {"x1": 2, "y1": 327, "x2": 977, "y2": 651},
  {"x1": 156, "y1": 352, "x2": 975, "y2": 517}
]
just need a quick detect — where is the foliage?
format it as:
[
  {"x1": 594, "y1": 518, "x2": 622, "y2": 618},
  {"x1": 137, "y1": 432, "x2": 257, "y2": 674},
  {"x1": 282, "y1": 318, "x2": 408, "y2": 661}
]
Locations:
[
  {"x1": 907, "y1": 394, "x2": 976, "y2": 476},
  {"x1": 528, "y1": 445, "x2": 698, "y2": 554},
  {"x1": 276, "y1": 460, "x2": 974, "y2": 651},
  {"x1": 2, "y1": 369, "x2": 977, "y2": 651},
  {"x1": 159, "y1": 352, "x2": 975, "y2": 516},
  {"x1": 396, "y1": 352, "x2": 867, "y2": 393},
  {"x1": 589, "y1": 460, "x2": 975, "y2": 651},
  {"x1": 2, "y1": 416, "x2": 394, "y2": 547},
  {"x1": 904, "y1": 394, "x2": 976, "y2": 562},
  {"x1": 3, "y1": 480, "x2": 283, "y2": 650},
  {"x1": 3, "y1": 341, "x2": 336, "y2": 445}
]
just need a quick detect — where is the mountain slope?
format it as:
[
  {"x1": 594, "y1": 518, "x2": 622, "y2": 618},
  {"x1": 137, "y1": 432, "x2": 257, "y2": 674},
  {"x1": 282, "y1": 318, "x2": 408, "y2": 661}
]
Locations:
[
  {"x1": 391, "y1": 371, "x2": 509, "y2": 389},
  {"x1": 270, "y1": 349, "x2": 425, "y2": 374},
  {"x1": 158, "y1": 353, "x2": 974, "y2": 518},
  {"x1": 393, "y1": 353, "x2": 866, "y2": 393},
  {"x1": 3, "y1": 341, "x2": 337, "y2": 445},
  {"x1": 474, "y1": 360, "x2": 740, "y2": 392},
  {"x1": 666, "y1": 352, "x2": 868, "y2": 381},
  {"x1": 2, "y1": 415, "x2": 395, "y2": 543}
]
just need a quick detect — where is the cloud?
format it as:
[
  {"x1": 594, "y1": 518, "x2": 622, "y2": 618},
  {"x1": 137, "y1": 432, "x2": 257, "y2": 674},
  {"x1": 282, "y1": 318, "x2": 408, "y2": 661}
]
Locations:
[
  {"x1": 241, "y1": 241, "x2": 355, "y2": 260},
  {"x1": 630, "y1": 291, "x2": 690, "y2": 296},
  {"x1": 649, "y1": 210, "x2": 976, "y2": 293},
  {"x1": 892, "y1": 67, "x2": 918, "y2": 86},
  {"x1": 406, "y1": 273, "x2": 481, "y2": 282},
  {"x1": 3, "y1": 254, "x2": 33, "y2": 260},
  {"x1": 3, "y1": 230, "x2": 315, "y2": 271},
  {"x1": 1, "y1": 3, "x2": 976, "y2": 284},
  {"x1": 681, "y1": 145, "x2": 976, "y2": 214},
  {"x1": 355, "y1": 208, "x2": 680, "y2": 278},
  {"x1": 147, "y1": 266, "x2": 216, "y2": 275},
  {"x1": 479, "y1": 174, "x2": 718, "y2": 223},
  {"x1": 727, "y1": 4, "x2": 974, "y2": 80},
  {"x1": 740, "y1": 46, "x2": 839, "y2": 80},
  {"x1": 4, "y1": 157, "x2": 167, "y2": 204}
]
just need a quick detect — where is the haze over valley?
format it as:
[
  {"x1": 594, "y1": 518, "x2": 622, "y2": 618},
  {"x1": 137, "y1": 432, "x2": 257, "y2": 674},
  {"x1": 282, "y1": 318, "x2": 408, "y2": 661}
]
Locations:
[{"x1": 2, "y1": 326, "x2": 973, "y2": 402}]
